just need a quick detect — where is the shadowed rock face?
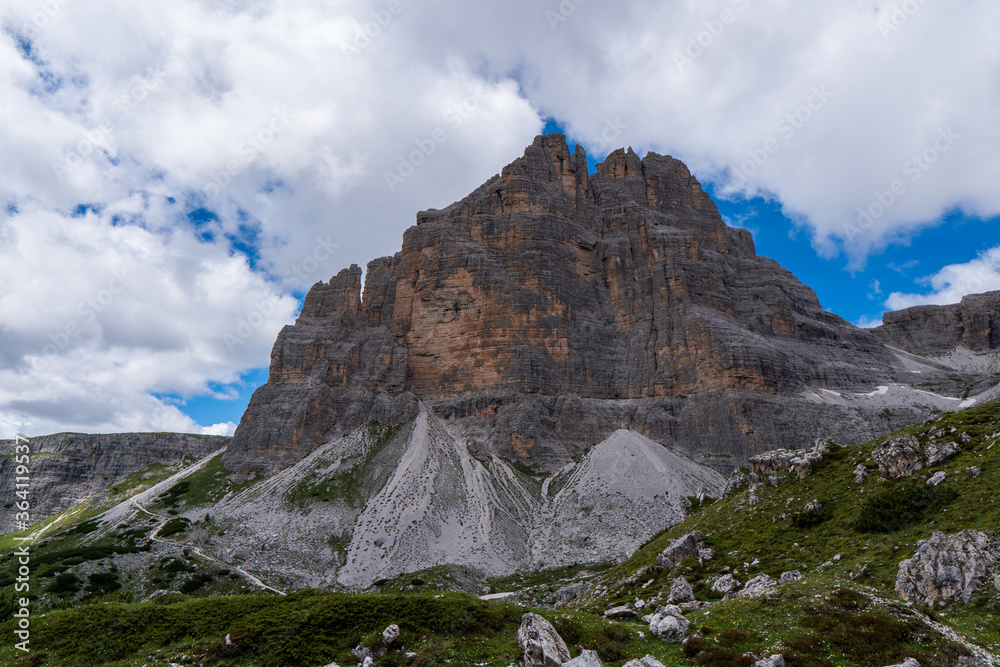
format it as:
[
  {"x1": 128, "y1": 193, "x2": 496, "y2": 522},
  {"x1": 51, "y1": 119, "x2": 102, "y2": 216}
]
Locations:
[
  {"x1": 0, "y1": 433, "x2": 227, "y2": 528},
  {"x1": 875, "y1": 291, "x2": 1000, "y2": 356},
  {"x1": 223, "y1": 135, "x2": 970, "y2": 476}
]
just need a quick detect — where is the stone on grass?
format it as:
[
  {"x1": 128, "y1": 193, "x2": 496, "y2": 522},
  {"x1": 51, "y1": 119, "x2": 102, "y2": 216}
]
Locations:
[
  {"x1": 754, "y1": 656, "x2": 785, "y2": 667},
  {"x1": 517, "y1": 613, "x2": 571, "y2": 667},
  {"x1": 563, "y1": 649, "x2": 603, "y2": 667},
  {"x1": 927, "y1": 471, "x2": 947, "y2": 486},
  {"x1": 647, "y1": 605, "x2": 689, "y2": 643},
  {"x1": 622, "y1": 657, "x2": 667, "y2": 667},
  {"x1": 896, "y1": 530, "x2": 1000, "y2": 605},
  {"x1": 604, "y1": 605, "x2": 636, "y2": 619},
  {"x1": 382, "y1": 624, "x2": 400, "y2": 643},
  {"x1": 711, "y1": 574, "x2": 740, "y2": 594},
  {"x1": 656, "y1": 531, "x2": 708, "y2": 568},
  {"x1": 872, "y1": 435, "x2": 922, "y2": 479},
  {"x1": 668, "y1": 576, "x2": 695, "y2": 603},
  {"x1": 779, "y1": 570, "x2": 802, "y2": 584}
]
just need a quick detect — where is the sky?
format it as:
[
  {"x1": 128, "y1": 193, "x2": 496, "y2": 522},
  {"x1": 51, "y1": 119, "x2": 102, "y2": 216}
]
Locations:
[{"x1": 1, "y1": 0, "x2": 999, "y2": 438}]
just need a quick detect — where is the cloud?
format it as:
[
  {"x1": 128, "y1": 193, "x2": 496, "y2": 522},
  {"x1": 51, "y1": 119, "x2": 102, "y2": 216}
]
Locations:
[
  {"x1": 885, "y1": 247, "x2": 1000, "y2": 310},
  {"x1": 854, "y1": 315, "x2": 883, "y2": 329},
  {"x1": 1, "y1": 0, "x2": 999, "y2": 435}
]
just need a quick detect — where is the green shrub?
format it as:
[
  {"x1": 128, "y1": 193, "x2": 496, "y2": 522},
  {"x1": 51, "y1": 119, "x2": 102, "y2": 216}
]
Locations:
[
  {"x1": 47, "y1": 573, "x2": 81, "y2": 597},
  {"x1": 854, "y1": 478, "x2": 958, "y2": 533},
  {"x1": 790, "y1": 507, "x2": 832, "y2": 529},
  {"x1": 159, "y1": 518, "x2": 191, "y2": 538}
]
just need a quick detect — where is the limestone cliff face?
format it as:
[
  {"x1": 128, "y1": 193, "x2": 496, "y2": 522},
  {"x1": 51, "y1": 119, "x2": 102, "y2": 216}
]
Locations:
[
  {"x1": 875, "y1": 291, "x2": 1000, "y2": 356},
  {"x1": 0, "y1": 433, "x2": 226, "y2": 530},
  {"x1": 224, "y1": 135, "x2": 955, "y2": 476}
]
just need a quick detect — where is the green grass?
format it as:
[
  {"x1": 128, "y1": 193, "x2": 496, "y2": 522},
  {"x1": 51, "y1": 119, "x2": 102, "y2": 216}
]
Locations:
[{"x1": 0, "y1": 590, "x2": 683, "y2": 667}]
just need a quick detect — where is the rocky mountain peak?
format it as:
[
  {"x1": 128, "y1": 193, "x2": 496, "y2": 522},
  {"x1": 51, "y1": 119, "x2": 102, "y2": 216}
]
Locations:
[{"x1": 224, "y1": 135, "x2": 999, "y2": 479}]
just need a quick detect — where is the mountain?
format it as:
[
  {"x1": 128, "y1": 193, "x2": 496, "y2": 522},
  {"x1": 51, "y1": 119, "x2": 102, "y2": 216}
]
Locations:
[
  {"x1": 5, "y1": 134, "x2": 1000, "y2": 592},
  {"x1": 224, "y1": 133, "x2": 999, "y2": 483}
]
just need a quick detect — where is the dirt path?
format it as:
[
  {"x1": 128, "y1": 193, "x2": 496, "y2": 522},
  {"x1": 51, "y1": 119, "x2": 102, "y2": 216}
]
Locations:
[{"x1": 132, "y1": 497, "x2": 286, "y2": 596}]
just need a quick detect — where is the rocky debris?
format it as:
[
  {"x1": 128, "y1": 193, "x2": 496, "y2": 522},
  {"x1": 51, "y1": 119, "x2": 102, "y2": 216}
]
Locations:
[
  {"x1": 711, "y1": 574, "x2": 740, "y2": 594},
  {"x1": 873, "y1": 435, "x2": 923, "y2": 479},
  {"x1": 622, "y1": 657, "x2": 667, "y2": 667},
  {"x1": 361, "y1": 658, "x2": 373, "y2": 667},
  {"x1": 896, "y1": 530, "x2": 1000, "y2": 605},
  {"x1": 517, "y1": 613, "x2": 571, "y2": 667},
  {"x1": 554, "y1": 582, "x2": 588, "y2": 605},
  {"x1": 927, "y1": 471, "x2": 947, "y2": 486},
  {"x1": 957, "y1": 656, "x2": 987, "y2": 667},
  {"x1": 748, "y1": 486, "x2": 761, "y2": 506},
  {"x1": 851, "y1": 564, "x2": 870, "y2": 581},
  {"x1": 928, "y1": 426, "x2": 945, "y2": 439},
  {"x1": 882, "y1": 659, "x2": 920, "y2": 667},
  {"x1": 926, "y1": 442, "x2": 960, "y2": 467},
  {"x1": 749, "y1": 445, "x2": 825, "y2": 479},
  {"x1": 804, "y1": 500, "x2": 823, "y2": 512},
  {"x1": 723, "y1": 471, "x2": 750, "y2": 497},
  {"x1": 739, "y1": 574, "x2": 778, "y2": 598},
  {"x1": 352, "y1": 646, "x2": 373, "y2": 663},
  {"x1": 960, "y1": 432, "x2": 973, "y2": 445},
  {"x1": 603, "y1": 605, "x2": 637, "y2": 619},
  {"x1": 322, "y1": 662, "x2": 340, "y2": 667},
  {"x1": 874, "y1": 289, "x2": 1000, "y2": 356},
  {"x1": 657, "y1": 532, "x2": 709, "y2": 568},
  {"x1": 754, "y1": 656, "x2": 785, "y2": 667},
  {"x1": 647, "y1": 605, "x2": 690, "y2": 643},
  {"x1": 854, "y1": 464, "x2": 868, "y2": 484},
  {"x1": 967, "y1": 466, "x2": 982, "y2": 478},
  {"x1": 563, "y1": 650, "x2": 603, "y2": 667},
  {"x1": 382, "y1": 624, "x2": 400, "y2": 644},
  {"x1": 668, "y1": 576, "x2": 695, "y2": 603},
  {"x1": 779, "y1": 570, "x2": 803, "y2": 584}
]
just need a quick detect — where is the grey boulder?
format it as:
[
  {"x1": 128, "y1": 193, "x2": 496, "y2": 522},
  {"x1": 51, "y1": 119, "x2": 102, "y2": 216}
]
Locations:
[
  {"x1": 517, "y1": 613, "x2": 571, "y2": 667},
  {"x1": 563, "y1": 649, "x2": 604, "y2": 667},
  {"x1": 896, "y1": 530, "x2": 1000, "y2": 605},
  {"x1": 647, "y1": 605, "x2": 689, "y2": 643}
]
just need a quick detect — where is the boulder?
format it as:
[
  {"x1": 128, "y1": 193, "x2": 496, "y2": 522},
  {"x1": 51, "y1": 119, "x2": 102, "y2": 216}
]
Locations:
[
  {"x1": 711, "y1": 574, "x2": 740, "y2": 594},
  {"x1": 873, "y1": 435, "x2": 923, "y2": 479},
  {"x1": 896, "y1": 530, "x2": 1000, "y2": 605},
  {"x1": 883, "y1": 660, "x2": 920, "y2": 667},
  {"x1": 925, "y1": 442, "x2": 959, "y2": 467},
  {"x1": 657, "y1": 531, "x2": 708, "y2": 568},
  {"x1": 966, "y1": 467, "x2": 982, "y2": 479},
  {"x1": 754, "y1": 656, "x2": 785, "y2": 667},
  {"x1": 960, "y1": 432, "x2": 973, "y2": 445},
  {"x1": 779, "y1": 570, "x2": 802, "y2": 584},
  {"x1": 362, "y1": 658, "x2": 374, "y2": 667},
  {"x1": 554, "y1": 582, "x2": 587, "y2": 605},
  {"x1": 622, "y1": 657, "x2": 667, "y2": 667},
  {"x1": 854, "y1": 464, "x2": 868, "y2": 484},
  {"x1": 739, "y1": 574, "x2": 778, "y2": 598},
  {"x1": 563, "y1": 650, "x2": 603, "y2": 667},
  {"x1": 926, "y1": 471, "x2": 947, "y2": 486},
  {"x1": 382, "y1": 624, "x2": 400, "y2": 644},
  {"x1": 647, "y1": 605, "x2": 689, "y2": 643},
  {"x1": 668, "y1": 576, "x2": 695, "y2": 603},
  {"x1": 517, "y1": 613, "x2": 571, "y2": 667},
  {"x1": 604, "y1": 605, "x2": 637, "y2": 619}
]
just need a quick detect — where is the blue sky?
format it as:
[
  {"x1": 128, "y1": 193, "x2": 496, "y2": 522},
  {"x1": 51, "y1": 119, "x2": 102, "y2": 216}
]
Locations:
[{"x1": 2, "y1": 1, "x2": 999, "y2": 437}]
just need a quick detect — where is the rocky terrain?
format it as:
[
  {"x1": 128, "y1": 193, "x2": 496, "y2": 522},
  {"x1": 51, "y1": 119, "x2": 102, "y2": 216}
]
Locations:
[
  {"x1": 875, "y1": 291, "x2": 1000, "y2": 357},
  {"x1": 226, "y1": 135, "x2": 1000, "y2": 486},
  {"x1": 5, "y1": 396, "x2": 1000, "y2": 666},
  {"x1": 0, "y1": 432, "x2": 227, "y2": 527}
]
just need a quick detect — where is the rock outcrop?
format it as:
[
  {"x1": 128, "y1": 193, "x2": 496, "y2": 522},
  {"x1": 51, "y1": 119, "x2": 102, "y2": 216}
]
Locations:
[
  {"x1": 0, "y1": 433, "x2": 227, "y2": 531},
  {"x1": 517, "y1": 613, "x2": 571, "y2": 667},
  {"x1": 225, "y1": 134, "x2": 986, "y2": 479},
  {"x1": 875, "y1": 291, "x2": 1000, "y2": 356},
  {"x1": 656, "y1": 531, "x2": 711, "y2": 568},
  {"x1": 872, "y1": 435, "x2": 924, "y2": 479},
  {"x1": 896, "y1": 530, "x2": 1000, "y2": 605}
]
